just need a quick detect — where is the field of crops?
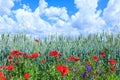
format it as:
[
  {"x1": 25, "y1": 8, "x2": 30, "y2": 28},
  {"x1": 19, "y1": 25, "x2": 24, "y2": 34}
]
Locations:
[{"x1": 0, "y1": 32, "x2": 120, "y2": 80}]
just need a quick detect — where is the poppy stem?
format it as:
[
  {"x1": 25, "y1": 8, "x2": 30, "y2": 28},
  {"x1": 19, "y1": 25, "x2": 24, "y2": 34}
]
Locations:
[{"x1": 62, "y1": 76, "x2": 65, "y2": 80}]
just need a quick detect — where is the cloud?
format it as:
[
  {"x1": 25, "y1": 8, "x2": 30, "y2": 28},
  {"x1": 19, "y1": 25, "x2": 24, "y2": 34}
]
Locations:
[
  {"x1": 12, "y1": 2, "x2": 78, "y2": 37},
  {"x1": 13, "y1": 4, "x2": 52, "y2": 35},
  {"x1": 0, "y1": 15, "x2": 16, "y2": 33},
  {"x1": 34, "y1": 0, "x2": 48, "y2": 16},
  {"x1": 12, "y1": 0, "x2": 79, "y2": 36},
  {"x1": 71, "y1": 0, "x2": 106, "y2": 34},
  {"x1": 103, "y1": 0, "x2": 120, "y2": 27},
  {"x1": 44, "y1": 6, "x2": 69, "y2": 21},
  {"x1": 0, "y1": 0, "x2": 14, "y2": 15}
]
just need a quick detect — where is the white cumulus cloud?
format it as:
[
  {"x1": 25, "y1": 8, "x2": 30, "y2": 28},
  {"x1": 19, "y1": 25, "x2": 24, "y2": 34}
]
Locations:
[
  {"x1": 0, "y1": 0, "x2": 14, "y2": 15},
  {"x1": 71, "y1": 0, "x2": 106, "y2": 34},
  {"x1": 44, "y1": 6, "x2": 69, "y2": 21},
  {"x1": 103, "y1": 0, "x2": 120, "y2": 27},
  {"x1": 0, "y1": 15, "x2": 16, "y2": 33}
]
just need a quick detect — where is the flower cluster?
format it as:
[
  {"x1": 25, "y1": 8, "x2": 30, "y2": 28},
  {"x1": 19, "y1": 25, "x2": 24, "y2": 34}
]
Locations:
[
  {"x1": 0, "y1": 50, "x2": 40, "y2": 79},
  {"x1": 56, "y1": 65, "x2": 69, "y2": 76},
  {"x1": 0, "y1": 50, "x2": 118, "y2": 79}
]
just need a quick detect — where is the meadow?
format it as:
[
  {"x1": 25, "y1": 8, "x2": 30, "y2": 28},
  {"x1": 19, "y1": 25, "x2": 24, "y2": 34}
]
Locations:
[{"x1": 0, "y1": 32, "x2": 120, "y2": 80}]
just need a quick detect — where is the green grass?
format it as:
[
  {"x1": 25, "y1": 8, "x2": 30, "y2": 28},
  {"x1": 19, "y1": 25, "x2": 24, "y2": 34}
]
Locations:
[{"x1": 0, "y1": 32, "x2": 120, "y2": 80}]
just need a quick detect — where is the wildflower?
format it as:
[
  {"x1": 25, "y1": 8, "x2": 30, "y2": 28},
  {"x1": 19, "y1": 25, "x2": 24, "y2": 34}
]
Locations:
[
  {"x1": 89, "y1": 75, "x2": 93, "y2": 79},
  {"x1": 0, "y1": 72, "x2": 6, "y2": 79},
  {"x1": 32, "y1": 52, "x2": 39, "y2": 58},
  {"x1": 81, "y1": 72, "x2": 86, "y2": 78},
  {"x1": 70, "y1": 56, "x2": 80, "y2": 61},
  {"x1": 70, "y1": 56, "x2": 75, "y2": 61},
  {"x1": 74, "y1": 58, "x2": 80, "y2": 61},
  {"x1": 24, "y1": 73, "x2": 30, "y2": 79},
  {"x1": 6, "y1": 65, "x2": 14, "y2": 70},
  {"x1": 109, "y1": 59, "x2": 116, "y2": 65},
  {"x1": 0, "y1": 77, "x2": 6, "y2": 80},
  {"x1": 99, "y1": 71, "x2": 104, "y2": 76},
  {"x1": 8, "y1": 50, "x2": 21, "y2": 59},
  {"x1": 0, "y1": 72, "x2": 4, "y2": 77},
  {"x1": 10, "y1": 50, "x2": 21, "y2": 55},
  {"x1": 110, "y1": 66, "x2": 116, "y2": 72},
  {"x1": 41, "y1": 59, "x2": 46, "y2": 63},
  {"x1": 22, "y1": 52, "x2": 28, "y2": 58},
  {"x1": 35, "y1": 39, "x2": 39, "y2": 43},
  {"x1": 28, "y1": 52, "x2": 38, "y2": 59},
  {"x1": 56, "y1": 64, "x2": 69, "y2": 76},
  {"x1": 100, "y1": 51, "x2": 106, "y2": 57},
  {"x1": 49, "y1": 50, "x2": 59, "y2": 57},
  {"x1": 93, "y1": 55, "x2": 98, "y2": 61},
  {"x1": 86, "y1": 65, "x2": 91, "y2": 73},
  {"x1": 7, "y1": 55, "x2": 13, "y2": 60}
]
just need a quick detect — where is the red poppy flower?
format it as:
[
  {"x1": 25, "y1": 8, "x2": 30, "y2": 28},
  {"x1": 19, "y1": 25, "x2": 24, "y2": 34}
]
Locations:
[
  {"x1": 35, "y1": 39, "x2": 39, "y2": 43},
  {"x1": 110, "y1": 66, "x2": 116, "y2": 72},
  {"x1": 41, "y1": 59, "x2": 46, "y2": 63},
  {"x1": 22, "y1": 52, "x2": 28, "y2": 58},
  {"x1": 0, "y1": 77, "x2": 6, "y2": 80},
  {"x1": 70, "y1": 56, "x2": 75, "y2": 61},
  {"x1": 7, "y1": 54, "x2": 13, "y2": 60},
  {"x1": 8, "y1": 50, "x2": 21, "y2": 59},
  {"x1": 109, "y1": 59, "x2": 116, "y2": 65},
  {"x1": 100, "y1": 51, "x2": 106, "y2": 57},
  {"x1": 24, "y1": 73, "x2": 30, "y2": 79},
  {"x1": 70, "y1": 56, "x2": 80, "y2": 61},
  {"x1": 74, "y1": 58, "x2": 80, "y2": 61},
  {"x1": 15, "y1": 55, "x2": 19, "y2": 58},
  {"x1": 10, "y1": 50, "x2": 21, "y2": 55},
  {"x1": 56, "y1": 65, "x2": 69, "y2": 76},
  {"x1": 0, "y1": 72, "x2": 4, "y2": 77},
  {"x1": 93, "y1": 55, "x2": 99, "y2": 61},
  {"x1": 49, "y1": 50, "x2": 59, "y2": 57},
  {"x1": 28, "y1": 52, "x2": 39, "y2": 59},
  {"x1": 6, "y1": 65, "x2": 14, "y2": 70}
]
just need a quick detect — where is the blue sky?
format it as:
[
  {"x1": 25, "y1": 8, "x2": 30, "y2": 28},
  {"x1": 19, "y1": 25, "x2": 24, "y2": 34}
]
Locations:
[
  {"x1": 0, "y1": 0, "x2": 120, "y2": 37},
  {"x1": 97, "y1": 0, "x2": 109, "y2": 10},
  {"x1": 12, "y1": 0, "x2": 78, "y2": 16},
  {"x1": 12, "y1": 0, "x2": 109, "y2": 16}
]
